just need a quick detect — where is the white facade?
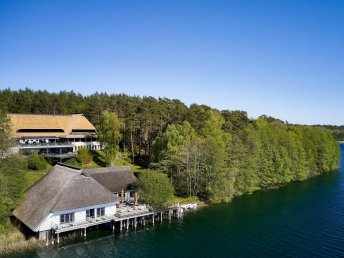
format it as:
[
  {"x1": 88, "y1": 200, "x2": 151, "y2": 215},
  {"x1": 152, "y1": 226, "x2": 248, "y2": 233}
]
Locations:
[
  {"x1": 35, "y1": 202, "x2": 116, "y2": 232},
  {"x1": 73, "y1": 141, "x2": 101, "y2": 152}
]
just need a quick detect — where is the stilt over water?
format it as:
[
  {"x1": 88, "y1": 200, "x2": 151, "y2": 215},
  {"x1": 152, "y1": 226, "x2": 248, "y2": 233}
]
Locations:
[{"x1": 45, "y1": 204, "x2": 196, "y2": 245}]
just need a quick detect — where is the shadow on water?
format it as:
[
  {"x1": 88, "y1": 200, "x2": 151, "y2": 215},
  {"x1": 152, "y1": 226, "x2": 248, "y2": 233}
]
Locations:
[{"x1": 7, "y1": 145, "x2": 344, "y2": 258}]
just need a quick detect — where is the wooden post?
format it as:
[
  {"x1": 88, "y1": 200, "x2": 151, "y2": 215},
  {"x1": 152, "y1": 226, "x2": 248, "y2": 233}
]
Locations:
[
  {"x1": 127, "y1": 219, "x2": 129, "y2": 230},
  {"x1": 134, "y1": 217, "x2": 137, "y2": 228},
  {"x1": 120, "y1": 220, "x2": 122, "y2": 231},
  {"x1": 143, "y1": 216, "x2": 145, "y2": 226},
  {"x1": 46, "y1": 231, "x2": 49, "y2": 246},
  {"x1": 84, "y1": 228, "x2": 87, "y2": 238},
  {"x1": 112, "y1": 223, "x2": 115, "y2": 233},
  {"x1": 57, "y1": 233, "x2": 60, "y2": 244},
  {"x1": 152, "y1": 214, "x2": 154, "y2": 225}
]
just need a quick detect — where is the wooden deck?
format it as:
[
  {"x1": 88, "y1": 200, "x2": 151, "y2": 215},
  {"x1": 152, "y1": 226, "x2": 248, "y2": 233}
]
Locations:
[
  {"x1": 51, "y1": 204, "x2": 184, "y2": 244},
  {"x1": 54, "y1": 206, "x2": 154, "y2": 234}
]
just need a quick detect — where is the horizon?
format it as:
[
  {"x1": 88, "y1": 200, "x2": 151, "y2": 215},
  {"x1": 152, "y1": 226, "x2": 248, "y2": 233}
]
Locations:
[{"x1": 1, "y1": 0, "x2": 343, "y2": 125}]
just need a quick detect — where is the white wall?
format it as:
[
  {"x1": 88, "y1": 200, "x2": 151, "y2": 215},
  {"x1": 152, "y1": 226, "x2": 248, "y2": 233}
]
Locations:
[
  {"x1": 105, "y1": 205, "x2": 116, "y2": 216},
  {"x1": 73, "y1": 142, "x2": 101, "y2": 152},
  {"x1": 36, "y1": 202, "x2": 116, "y2": 232}
]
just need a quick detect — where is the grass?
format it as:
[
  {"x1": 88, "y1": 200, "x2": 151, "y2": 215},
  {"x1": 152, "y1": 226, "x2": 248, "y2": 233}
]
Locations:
[
  {"x1": 25, "y1": 167, "x2": 50, "y2": 189},
  {"x1": 114, "y1": 152, "x2": 143, "y2": 172},
  {"x1": 0, "y1": 222, "x2": 43, "y2": 255}
]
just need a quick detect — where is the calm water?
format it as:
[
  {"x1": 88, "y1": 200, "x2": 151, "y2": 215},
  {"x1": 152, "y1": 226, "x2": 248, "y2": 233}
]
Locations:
[{"x1": 10, "y1": 145, "x2": 344, "y2": 258}]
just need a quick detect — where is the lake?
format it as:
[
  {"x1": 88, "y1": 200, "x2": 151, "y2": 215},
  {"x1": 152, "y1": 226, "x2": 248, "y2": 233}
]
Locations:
[{"x1": 10, "y1": 144, "x2": 344, "y2": 257}]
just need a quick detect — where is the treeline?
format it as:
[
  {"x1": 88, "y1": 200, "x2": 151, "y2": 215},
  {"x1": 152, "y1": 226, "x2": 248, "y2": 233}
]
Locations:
[
  {"x1": 152, "y1": 113, "x2": 340, "y2": 202},
  {"x1": 0, "y1": 88, "x2": 340, "y2": 203},
  {"x1": 314, "y1": 125, "x2": 344, "y2": 141}
]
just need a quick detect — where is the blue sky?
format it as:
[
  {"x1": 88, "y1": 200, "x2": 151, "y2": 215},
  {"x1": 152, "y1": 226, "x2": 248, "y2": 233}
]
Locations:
[{"x1": 1, "y1": 0, "x2": 343, "y2": 124}]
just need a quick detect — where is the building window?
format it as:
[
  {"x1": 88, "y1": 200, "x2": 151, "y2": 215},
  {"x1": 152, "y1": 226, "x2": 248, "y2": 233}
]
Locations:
[
  {"x1": 60, "y1": 213, "x2": 75, "y2": 224},
  {"x1": 86, "y1": 209, "x2": 95, "y2": 219},
  {"x1": 97, "y1": 207, "x2": 105, "y2": 217}
]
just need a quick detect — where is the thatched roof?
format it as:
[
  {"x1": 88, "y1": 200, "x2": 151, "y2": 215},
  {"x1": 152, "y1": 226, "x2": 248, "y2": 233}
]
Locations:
[
  {"x1": 8, "y1": 114, "x2": 96, "y2": 138},
  {"x1": 13, "y1": 164, "x2": 115, "y2": 231},
  {"x1": 85, "y1": 166, "x2": 137, "y2": 193}
]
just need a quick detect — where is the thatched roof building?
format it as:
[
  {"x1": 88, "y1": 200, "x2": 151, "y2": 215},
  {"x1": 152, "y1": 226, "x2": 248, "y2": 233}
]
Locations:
[
  {"x1": 85, "y1": 166, "x2": 137, "y2": 193},
  {"x1": 8, "y1": 114, "x2": 100, "y2": 157},
  {"x1": 8, "y1": 113, "x2": 96, "y2": 138},
  {"x1": 13, "y1": 163, "x2": 115, "y2": 232}
]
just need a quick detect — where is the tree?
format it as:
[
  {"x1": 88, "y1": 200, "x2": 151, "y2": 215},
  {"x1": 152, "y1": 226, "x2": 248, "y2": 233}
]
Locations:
[
  {"x1": 135, "y1": 171, "x2": 174, "y2": 209},
  {"x1": 0, "y1": 112, "x2": 27, "y2": 230},
  {"x1": 97, "y1": 110, "x2": 124, "y2": 166},
  {"x1": 0, "y1": 110, "x2": 13, "y2": 158},
  {"x1": 156, "y1": 121, "x2": 204, "y2": 197},
  {"x1": 201, "y1": 110, "x2": 233, "y2": 202}
]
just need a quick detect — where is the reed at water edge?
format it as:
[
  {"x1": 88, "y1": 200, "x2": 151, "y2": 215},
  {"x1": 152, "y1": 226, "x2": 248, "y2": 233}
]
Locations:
[{"x1": 0, "y1": 222, "x2": 43, "y2": 255}]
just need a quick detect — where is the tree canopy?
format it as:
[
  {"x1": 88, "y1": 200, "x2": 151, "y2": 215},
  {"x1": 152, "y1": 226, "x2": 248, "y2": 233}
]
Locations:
[
  {"x1": 97, "y1": 110, "x2": 124, "y2": 166},
  {"x1": 135, "y1": 171, "x2": 174, "y2": 209},
  {"x1": 0, "y1": 88, "x2": 340, "y2": 204}
]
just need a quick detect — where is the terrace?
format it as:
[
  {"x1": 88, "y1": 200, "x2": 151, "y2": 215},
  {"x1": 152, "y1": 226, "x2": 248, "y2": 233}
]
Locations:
[{"x1": 53, "y1": 205, "x2": 152, "y2": 234}]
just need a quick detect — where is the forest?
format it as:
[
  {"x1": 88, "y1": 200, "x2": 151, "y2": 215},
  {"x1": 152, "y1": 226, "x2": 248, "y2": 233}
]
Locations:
[
  {"x1": 314, "y1": 125, "x2": 344, "y2": 141},
  {"x1": 0, "y1": 88, "x2": 340, "y2": 203}
]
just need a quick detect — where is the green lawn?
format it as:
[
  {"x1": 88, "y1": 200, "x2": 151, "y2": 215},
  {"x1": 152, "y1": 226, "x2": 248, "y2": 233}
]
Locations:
[{"x1": 25, "y1": 168, "x2": 49, "y2": 189}]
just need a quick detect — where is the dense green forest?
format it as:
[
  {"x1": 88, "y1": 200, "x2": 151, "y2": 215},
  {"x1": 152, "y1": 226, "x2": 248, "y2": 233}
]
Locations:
[{"x1": 0, "y1": 88, "x2": 340, "y2": 203}]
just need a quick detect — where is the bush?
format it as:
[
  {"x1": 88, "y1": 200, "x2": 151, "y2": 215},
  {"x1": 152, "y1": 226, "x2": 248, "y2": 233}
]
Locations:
[
  {"x1": 64, "y1": 158, "x2": 81, "y2": 168},
  {"x1": 76, "y1": 148, "x2": 92, "y2": 165},
  {"x1": 135, "y1": 170, "x2": 174, "y2": 209},
  {"x1": 27, "y1": 152, "x2": 48, "y2": 170}
]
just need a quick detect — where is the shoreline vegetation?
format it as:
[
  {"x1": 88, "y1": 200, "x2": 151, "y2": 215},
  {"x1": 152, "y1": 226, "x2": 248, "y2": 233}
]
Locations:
[
  {"x1": 0, "y1": 89, "x2": 341, "y2": 255},
  {"x1": 0, "y1": 222, "x2": 43, "y2": 255}
]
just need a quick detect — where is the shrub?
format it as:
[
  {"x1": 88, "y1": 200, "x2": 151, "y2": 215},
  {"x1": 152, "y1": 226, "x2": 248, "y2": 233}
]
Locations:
[
  {"x1": 64, "y1": 158, "x2": 81, "y2": 168},
  {"x1": 76, "y1": 148, "x2": 92, "y2": 165},
  {"x1": 27, "y1": 152, "x2": 48, "y2": 170}
]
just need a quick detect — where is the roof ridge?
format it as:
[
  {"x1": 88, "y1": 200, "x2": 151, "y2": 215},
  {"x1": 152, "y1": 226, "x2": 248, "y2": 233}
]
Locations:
[
  {"x1": 8, "y1": 113, "x2": 84, "y2": 116},
  {"x1": 56, "y1": 162, "x2": 82, "y2": 170}
]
